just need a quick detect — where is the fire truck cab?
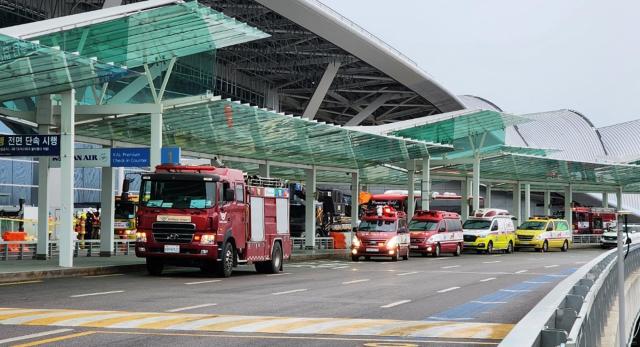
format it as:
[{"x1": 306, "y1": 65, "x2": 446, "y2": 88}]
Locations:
[
  {"x1": 409, "y1": 210, "x2": 463, "y2": 257},
  {"x1": 351, "y1": 206, "x2": 410, "y2": 261},
  {"x1": 571, "y1": 207, "x2": 616, "y2": 234},
  {"x1": 135, "y1": 165, "x2": 291, "y2": 277}
]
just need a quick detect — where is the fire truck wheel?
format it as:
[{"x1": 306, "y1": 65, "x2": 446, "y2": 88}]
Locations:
[
  {"x1": 454, "y1": 243, "x2": 461, "y2": 256},
  {"x1": 265, "y1": 242, "x2": 283, "y2": 274},
  {"x1": 351, "y1": 255, "x2": 360, "y2": 262},
  {"x1": 506, "y1": 241, "x2": 514, "y2": 254},
  {"x1": 146, "y1": 258, "x2": 164, "y2": 276},
  {"x1": 364, "y1": 256, "x2": 371, "y2": 261},
  {"x1": 391, "y1": 247, "x2": 399, "y2": 261},
  {"x1": 561, "y1": 240, "x2": 569, "y2": 252},
  {"x1": 216, "y1": 242, "x2": 234, "y2": 278},
  {"x1": 402, "y1": 247, "x2": 409, "y2": 260}
]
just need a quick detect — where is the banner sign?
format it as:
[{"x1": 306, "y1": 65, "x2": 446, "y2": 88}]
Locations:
[
  {"x1": 51, "y1": 146, "x2": 180, "y2": 168},
  {"x1": 111, "y1": 148, "x2": 150, "y2": 167},
  {"x1": 0, "y1": 135, "x2": 60, "y2": 156}
]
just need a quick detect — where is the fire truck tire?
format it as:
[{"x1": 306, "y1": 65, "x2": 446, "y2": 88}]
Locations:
[
  {"x1": 506, "y1": 241, "x2": 514, "y2": 254},
  {"x1": 364, "y1": 256, "x2": 371, "y2": 261},
  {"x1": 216, "y1": 242, "x2": 234, "y2": 278},
  {"x1": 454, "y1": 243, "x2": 461, "y2": 256},
  {"x1": 561, "y1": 240, "x2": 569, "y2": 252},
  {"x1": 391, "y1": 247, "x2": 399, "y2": 261},
  {"x1": 402, "y1": 247, "x2": 409, "y2": 260},
  {"x1": 351, "y1": 255, "x2": 360, "y2": 262},
  {"x1": 146, "y1": 258, "x2": 164, "y2": 276},
  {"x1": 265, "y1": 242, "x2": 283, "y2": 274}
]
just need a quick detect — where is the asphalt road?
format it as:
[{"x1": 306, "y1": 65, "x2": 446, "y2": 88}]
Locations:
[{"x1": 0, "y1": 248, "x2": 603, "y2": 346}]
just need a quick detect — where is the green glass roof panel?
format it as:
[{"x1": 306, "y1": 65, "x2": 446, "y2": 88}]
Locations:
[
  {"x1": 76, "y1": 98, "x2": 452, "y2": 170},
  {"x1": 34, "y1": 1, "x2": 269, "y2": 68},
  {"x1": 0, "y1": 34, "x2": 134, "y2": 102},
  {"x1": 440, "y1": 144, "x2": 554, "y2": 160},
  {"x1": 389, "y1": 110, "x2": 531, "y2": 144}
]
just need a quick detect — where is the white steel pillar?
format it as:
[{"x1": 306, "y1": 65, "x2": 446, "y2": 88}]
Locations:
[
  {"x1": 303, "y1": 61, "x2": 340, "y2": 120},
  {"x1": 348, "y1": 171, "x2": 359, "y2": 248},
  {"x1": 304, "y1": 167, "x2": 317, "y2": 249},
  {"x1": 524, "y1": 184, "x2": 531, "y2": 220},
  {"x1": 59, "y1": 90, "x2": 75, "y2": 268},
  {"x1": 616, "y1": 186, "x2": 626, "y2": 347},
  {"x1": 407, "y1": 160, "x2": 416, "y2": 218},
  {"x1": 544, "y1": 190, "x2": 551, "y2": 216},
  {"x1": 461, "y1": 179, "x2": 470, "y2": 221},
  {"x1": 421, "y1": 157, "x2": 431, "y2": 211},
  {"x1": 150, "y1": 112, "x2": 162, "y2": 170},
  {"x1": 512, "y1": 183, "x2": 521, "y2": 226},
  {"x1": 472, "y1": 155, "x2": 481, "y2": 212},
  {"x1": 603, "y1": 192, "x2": 609, "y2": 208},
  {"x1": 485, "y1": 184, "x2": 492, "y2": 209},
  {"x1": 616, "y1": 188, "x2": 623, "y2": 211},
  {"x1": 564, "y1": 185, "x2": 573, "y2": 232},
  {"x1": 100, "y1": 167, "x2": 115, "y2": 256},
  {"x1": 36, "y1": 95, "x2": 53, "y2": 260},
  {"x1": 258, "y1": 163, "x2": 270, "y2": 178}
]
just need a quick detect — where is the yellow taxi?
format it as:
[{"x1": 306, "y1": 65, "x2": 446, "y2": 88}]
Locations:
[{"x1": 515, "y1": 217, "x2": 572, "y2": 252}]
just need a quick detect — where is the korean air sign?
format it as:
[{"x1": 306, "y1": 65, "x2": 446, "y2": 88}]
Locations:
[{"x1": 51, "y1": 147, "x2": 180, "y2": 168}]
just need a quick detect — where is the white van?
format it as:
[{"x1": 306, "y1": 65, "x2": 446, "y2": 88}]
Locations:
[{"x1": 462, "y1": 209, "x2": 516, "y2": 254}]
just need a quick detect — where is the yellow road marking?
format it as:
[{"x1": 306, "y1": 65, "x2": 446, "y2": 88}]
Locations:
[
  {"x1": 321, "y1": 320, "x2": 397, "y2": 335},
  {"x1": 12, "y1": 331, "x2": 96, "y2": 347},
  {"x1": 261, "y1": 318, "x2": 330, "y2": 333},
  {"x1": 137, "y1": 315, "x2": 210, "y2": 329},
  {"x1": 379, "y1": 322, "x2": 450, "y2": 336},
  {"x1": 78, "y1": 313, "x2": 156, "y2": 327},
  {"x1": 24, "y1": 312, "x2": 111, "y2": 326},
  {"x1": 0, "y1": 310, "x2": 50, "y2": 321},
  {"x1": 200, "y1": 317, "x2": 273, "y2": 331},
  {"x1": 0, "y1": 281, "x2": 42, "y2": 286}
]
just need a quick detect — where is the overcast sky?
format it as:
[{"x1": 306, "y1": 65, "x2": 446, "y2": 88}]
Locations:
[{"x1": 321, "y1": 0, "x2": 640, "y2": 127}]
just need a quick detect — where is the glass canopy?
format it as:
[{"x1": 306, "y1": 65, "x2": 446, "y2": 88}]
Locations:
[
  {"x1": 0, "y1": 34, "x2": 134, "y2": 102},
  {"x1": 76, "y1": 98, "x2": 452, "y2": 170},
  {"x1": 34, "y1": 1, "x2": 269, "y2": 69}
]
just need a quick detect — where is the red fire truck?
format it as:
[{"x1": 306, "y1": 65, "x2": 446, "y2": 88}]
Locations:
[
  {"x1": 351, "y1": 205, "x2": 410, "y2": 261},
  {"x1": 571, "y1": 207, "x2": 617, "y2": 234},
  {"x1": 135, "y1": 165, "x2": 291, "y2": 277}
]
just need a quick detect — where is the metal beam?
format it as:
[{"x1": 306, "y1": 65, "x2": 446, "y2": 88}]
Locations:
[
  {"x1": 345, "y1": 93, "x2": 401, "y2": 126},
  {"x1": 303, "y1": 61, "x2": 341, "y2": 119},
  {"x1": 0, "y1": 108, "x2": 36, "y2": 123},
  {"x1": 109, "y1": 61, "x2": 168, "y2": 104}
]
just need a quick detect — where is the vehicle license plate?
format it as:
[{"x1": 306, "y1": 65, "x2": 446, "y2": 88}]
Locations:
[
  {"x1": 164, "y1": 245, "x2": 180, "y2": 253},
  {"x1": 366, "y1": 247, "x2": 378, "y2": 252},
  {"x1": 410, "y1": 245, "x2": 419, "y2": 249}
]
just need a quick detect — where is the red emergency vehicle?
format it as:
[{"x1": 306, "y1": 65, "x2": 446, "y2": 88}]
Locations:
[
  {"x1": 135, "y1": 165, "x2": 291, "y2": 277},
  {"x1": 409, "y1": 210, "x2": 463, "y2": 257},
  {"x1": 571, "y1": 207, "x2": 617, "y2": 234},
  {"x1": 351, "y1": 206, "x2": 410, "y2": 261}
]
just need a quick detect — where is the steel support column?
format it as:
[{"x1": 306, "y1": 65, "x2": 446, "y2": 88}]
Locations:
[
  {"x1": 461, "y1": 179, "x2": 469, "y2": 222},
  {"x1": 35, "y1": 95, "x2": 53, "y2": 260},
  {"x1": 512, "y1": 183, "x2": 521, "y2": 226},
  {"x1": 616, "y1": 186, "x2": 625, "y2": 347},
  {"x1": 100, "y1": 167, "x2": 115, "y2": 257},
  {"x1": 407, "y1": 160, "x2": 416, "y2": 219},
  {"x1": 421, "y1": 157, "x2": 431, "y2": 211},
  {"x1": 603, "y1": 192, "x2": 609, "y2": 208},
  {"x1": 616, "y1": 188, "x2": 623, "y2": 211},
  {"x1": 544, "y1": 190, "x2": 551, "y2": 216},
  {"x1": 564, "y1": 185, "x2": 573, "y2": 232},
  {"x1": 472, "y1": 155, "x2": 480, "y2": 212},
  {"x1": 524, "y1": 184, "x2": 531, "y2": 220},
  {"x1": 258, "y1": 163, "x2": 270, "y2": 178},
  {"x1": 348, "y1": 171, "x2": 359, "y2": 248},
  {"x1": 304, "y1": 167, "x2": 317, "y2": 249},
  {"x1": 59, "y1": 90, "x2": 75, "y2": 268},
  {"x1": 150, "y1": 112, "x2": 162, "y2": 169},
  {"x1": 303, "y1": 61, "x2": 340, "y2": 120},
  {"x1": 485, "y1": 184, "x2": 492, "y2": 209}
]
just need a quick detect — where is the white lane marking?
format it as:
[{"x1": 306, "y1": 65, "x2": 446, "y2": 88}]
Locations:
[
  {"x1": 0, "y1": 329, "x2": 74, "y2": 344},
  {"x1": 500, "y1": 289, "x2": 531, "y2": 293},
  {"x1": 525, "y1": 281, "x2": 551, "y2": 284},
  {"x1": 515, "y1": 270, "x2": 528, "y2": 274},
  {"x1": 441, "y1": 265, "x2": 460, "y2": 269},
  {"x1": 471, "y1": 301, "x2": 508, "y2": 305},
  {"x1": 272, "y1": 289, "x2": 307, "y2": 296},
  {"x1": 397, "y1": 271, "x2": 419, "y2": 276},
  {"x1": 546, "y1": 274, "x2": 568, "y2": 278},
  {"x1": 185, "y1": 280, "x2": 222, "y2": 285},
  {"x1": 0, "y1": 311, "x2": 87, "y2": 324},
  {"x1": 431, "y1": 257, "x2": 448, "y2": 260},
  {"x1": 428, "y1": 316, "x2": 473, "y2": 321},
  {"x1": 575, "y1": 261, "x2": 587, "y2": 264},
  {"x1": 437, "y1": 286, "x2": 460, "y2": 293},
  {"x1": 0, "y1": 280, "x2": 42, "y2": 286},
  {"x1": 166, "y1": 303, "x2": 218, "y2": 313},
  {"x1": 380, "y1": 300, "x2": 411, "y2": 308},
  {"x1": 342, "y1": 279, "x2": 370, "y2": 285},
  {"x1": 480, "y1": 277, "x2": 496, "y2": 282},
  {"x1": 332, "y1": 266, "x2": 349, "y2": 269},
  {"x1": 70, "y1": 290, "x2": 124, "y2": 298},
  {"x1": 483, "y1": 261, "x2": 501, "y2": 264},
  {"x1": 84, "y1": 274, "x2": 123, "y2": 278},
  {"x1": 266, "y1": 273, "x2": 291, "y2": 277},
  {"x1": 544, "y1": 265, "x2": 559, "y2": 268}
]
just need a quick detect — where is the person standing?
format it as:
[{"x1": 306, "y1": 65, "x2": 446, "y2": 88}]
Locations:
[{"x1": 85, "y1": 210, "x2": 94, "y2": 240}]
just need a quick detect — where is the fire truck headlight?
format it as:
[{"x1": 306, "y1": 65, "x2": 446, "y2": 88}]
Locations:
[
  {"x1": 352, "y1": 236, "x2": 361, "y2": 248},
  {"x1": 200, "y1": 234, "x2": 216, "y2": 245},
  {"x1": 386, "y1": 236, "x2": 399, "y2": 249},
  {"x1": 135, "y1": 232, "x2": 147, "y2": 242}
]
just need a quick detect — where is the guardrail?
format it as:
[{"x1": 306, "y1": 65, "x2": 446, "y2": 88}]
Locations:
[
  {"x1": 500, "y1": 245, "x2": 640, "y2": 347},
  {"x1": 291, "y1": 237, "x2": 334, "y2": 250},
  {"x1": 0, "y1": 239, "x2": 136, "y2": 260},
  {"x1": 572, "y1": 234, "x2": 603, "y2": 245}
]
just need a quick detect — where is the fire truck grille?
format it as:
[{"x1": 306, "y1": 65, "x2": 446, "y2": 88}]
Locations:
[
  {"x1": 152, "y1": 222, "x2": 196, "y2": 243},
  {"x1": 463, "y1": 235, "x2": 477, "y2": 242},
  {"x1": 517, "y1": 235, "x2": 534, "y2": 241},
  {"x1": 411, "y1": 238, "x2": 425, "y2": 244}
]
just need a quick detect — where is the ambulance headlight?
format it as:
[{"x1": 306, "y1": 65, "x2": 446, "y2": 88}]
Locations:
[
  {"x1": 352, "y1": 236, "x2": 361, "y2": 248},
  {"x1": 386, "y1": 236, "x2": 399, "y2": 249}
]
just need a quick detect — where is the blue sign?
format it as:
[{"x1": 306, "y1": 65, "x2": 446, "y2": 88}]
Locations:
[
  {"x1": 161, "y1": 147, "x2": 181, "y2": 165},
  {"x1": 111, "y1": 148, "x2": 150, "y2": 167},
  {"x1": 0, "y1": 135, "x2": 60, "y2": 156}
]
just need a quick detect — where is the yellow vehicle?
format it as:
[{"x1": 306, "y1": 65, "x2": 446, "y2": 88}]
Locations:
[
  {"x1": 462, "y1": 209, "x2": 517, "y2": 254},
  {"x1": 515, "y1": 217, "x2": 571, "y2": 252},
  {"x1": 114, "y1": 195, "x2": 139, "y2": 239}
]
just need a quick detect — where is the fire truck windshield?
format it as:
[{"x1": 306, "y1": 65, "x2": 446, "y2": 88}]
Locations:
[
  {"x1": 462, "y1": 220, "x2": 492, "y2": 230},
  {"x1": 409, "y1": 220, "x2": 438, "y2": 231},
  {"x1": 140, "y1": 180, "x2": 216, "y2": 209},
  {"x1": 358, "y1": 220, "x2": 397, "y2": 232},
  {"x1": 115, "y1": 201, "x2": 135, "y2": 218},
  {"x1": 518, "y1": 221, "x2": 547, "y2": 230}
]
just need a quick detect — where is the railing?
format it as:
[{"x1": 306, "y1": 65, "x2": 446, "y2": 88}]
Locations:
[
  {"x1": 291, "y1": 237, "x2": 334, "y2": 250},
  {"x1": 0, "y1": 239, "x2": 136, "y2": 260},
  {"x1": 572, "y1": 234, "x2": 603, "y2": 245},
  {"x1": 500, "y1": 245, "x2": 640, "y2": 347}
]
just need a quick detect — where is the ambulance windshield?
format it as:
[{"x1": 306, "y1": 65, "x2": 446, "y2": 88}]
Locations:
[
  {"x1": 518, "y1": 221, "x2": 547, "y2": 230},
  {"x1": 358, "y1": 220, "x2": 397, "y2": 232},
  {"x1": 462, "y1": 219, "x2": 492, "y2": 230},
  {"x1": 408, "y1": 220, "x2": 438, "y2": 231}
]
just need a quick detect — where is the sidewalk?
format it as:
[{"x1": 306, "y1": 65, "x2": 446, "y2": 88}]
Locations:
[{"x1": 0, "y1": 248, "x2": 348, "y2": 283}]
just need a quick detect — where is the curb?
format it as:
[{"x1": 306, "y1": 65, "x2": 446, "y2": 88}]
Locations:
[{"x1": 0, "y1": 251, "x2": 349, "y2": 283}]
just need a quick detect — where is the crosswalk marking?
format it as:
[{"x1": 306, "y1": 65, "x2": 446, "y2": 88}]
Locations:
[{"x1": 0, "y1": 307, "x2": 513, "y2": 340}]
